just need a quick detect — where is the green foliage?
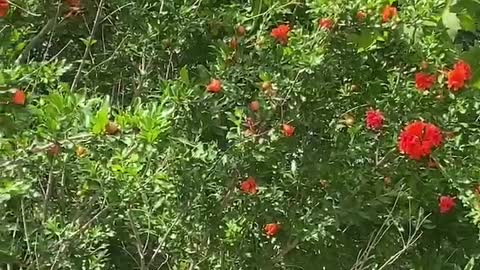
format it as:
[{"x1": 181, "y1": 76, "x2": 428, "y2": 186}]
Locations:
[{"x1": 2, "y1": 0, "x2": 480, "y2": 269}]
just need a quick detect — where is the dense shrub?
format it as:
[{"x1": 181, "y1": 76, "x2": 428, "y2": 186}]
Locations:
[{"x1": 2, "y1": 0, "x2": 480, "y2": 269}]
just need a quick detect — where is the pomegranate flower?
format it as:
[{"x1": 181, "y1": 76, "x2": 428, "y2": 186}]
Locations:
[
  {"x1": 398, "y1": 121, "x2": 443, "y2": 160},
  {"x1": 439, "y1": 196, "x2": 456, "y2": 214},
  {"x1": 11, "y1": 90, "x2": 26, "y2": 105},
  {"x1": 365, "y1": 109, "x2": 385, "y2": 130},
  {"x1": 271, "y1": 24, "x2": 290, "y2": 45},
  {"x1": 415, "y1": 72, "x2": 436, "y2": 91},
  {"x1": 264, "y1": 223, "x2": 281, "y2": 237},
  {"x1": 240, "y1": 177, "x2": 258, "y2": 195},
  {"x1": 206, "y1": 79, "x2": 222, "y2": 93},
  {"x1": 356, "y1": 11, "x2": 367, "y2": 21},
  {"x1": 447, "y1": 60, "x2": 472, "y2": 91},
  {"x1": 0, "y1": 0, "x2": 9, "y2": 18},
  {"x1": 282, "y1": 123, "x2": 295, "y2": 137},
  {"x1": 319, "y1": 18, "x2": 334, "y2": 30},
  {"x1": 382, "y1": 5, "x2": 397, "y2": 22}
]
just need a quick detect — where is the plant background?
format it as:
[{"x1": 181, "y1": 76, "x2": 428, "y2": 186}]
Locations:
[{"x1": 2, "y1": 0, "x2": 480, "y2": 269}]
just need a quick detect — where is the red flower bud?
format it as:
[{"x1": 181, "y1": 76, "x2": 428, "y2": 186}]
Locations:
[
  {"x1": 365, "y1": 109, "x2": 384, "y2": 130},
  {"x1": 264, "y1": 223, "x2": 281, "y2": 237},
  {"x1": 382, "y1": 5, "x2": 397, "y2": 22},
  {"x1": 11, "y1": 90, "x2": 26, "y2": 105},
  {"x1": 271, "y1": 24, "x2": 290, "y2": 45},
  {"x1": 439, "y1": 196, "x2": 455, "y2": 214},
  {"x1": 318, "y1": 18, "x2": 334, "y2": 30},
  {"x1": 0, "y1": 0, "x2": 9, "y2": 18},
  {"x1": 206, "y1": 79, "x2": 222, "y2": 93},
  {"x1": 282, "y1": 123, "x2": 295, "y2": 137},
  {"x1": 356, "y1": 11, "x2": 367, "y2": 21},
  {"x1": 240, "y1": 177, "x2": 258, "y2": 194}
]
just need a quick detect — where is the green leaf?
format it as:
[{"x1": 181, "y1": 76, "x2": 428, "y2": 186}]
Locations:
[
  {"x1": 92, "y1": 100, "x2": 110, "y2": 135},
  {"x1": 442, "y1": 7, "x2": 461, "y2": 40},
  {"x1": 458, "y1": 13, "x2": 476, "y2": 32},
  {"x1": 180, "y1": 66, "x2": 189, "y2": 84},
  {"x1": 349, "y1": 30, "x2": 378, "y2": 51},
  {"x1": 461, "y1": 46, "x2": 480, "y2": 89}
]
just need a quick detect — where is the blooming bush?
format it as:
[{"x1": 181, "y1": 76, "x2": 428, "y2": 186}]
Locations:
[{"x1": 2, "y1": 0, "x2": 480, "y2": 269}]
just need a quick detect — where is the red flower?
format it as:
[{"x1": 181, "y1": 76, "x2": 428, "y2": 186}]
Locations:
[
  {"x1": 439, "y1": 196, "x2": 456, "y2": 214},
  {"x1": 415, "y1": 72, "x2": 436, "y2": 91},
  {"x1": 282, "y1": 123, "x2": 295, "y2": 137},
  {"x1": 382, "y1": 5, "x2": 397, "y2": 22},
  {"x1": 240, "y1": 177, "x2": 258, "y2": 194},
  {"x1": 206, "y1": 79, "x2": 222, "y2": 93},
  {"x1": 271, "y1": 24, "x2": 290, "y2": 45},
  {"x1": 0, "y1": 0, "x2": 9, "y2": 17},
  {"x1": 454, "y1": 60, "x2": 472, "y2": 80},
  {"x1": 11, "y1": 90, "x2": 26, "y2": 105},
  {"x1": 264, "y1": 223, "x2": 281, "y2": 237},
  {"x1": 365, "y1": 109, "x2": 384, "y2": 130},
  {"x1": 356, "y1": 11, "x2": 367, "y2": 21},
  {"x1": 398, "y1": 121, "x2": 443, "y2": 160},
  {"x1": 319, "y1": 18, "x2": 334, "y2": 30},
  {"x1": 447, "y1": 60, "x2": 472, "y2": 91}
]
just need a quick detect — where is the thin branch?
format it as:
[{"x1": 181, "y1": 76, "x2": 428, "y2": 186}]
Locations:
[
  {"x1": 99, "y1": 2, "x2": 135, "y2": 24},
  {"x1": 148, "y1": 214, "x2": 183, "y2": 267},
  {"x1": 42, "y1": 164, "x2": 55, "y2": 222},
  {"x1": 128, "y1": 210, "x2": 146, "y2": 270},
  {"x1": 21, "y1": 199, "x2": 31, "y2": 253},
  {"x1": 16, "y1": 18, "x2": 57, "y2": 64},
  {"x1": 71, "y1": 0, "x2": 105, "y2": 91}
]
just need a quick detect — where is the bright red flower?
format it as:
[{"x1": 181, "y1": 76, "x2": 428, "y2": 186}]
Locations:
[
  {"x1": 240, "y1": 177, "x2": 257, "y2": 194},
  {"x1": 206, "y1": 79, "x2": 222, "y2": 93},
  {"x1": 447, "y1": 60, "x2": 472, "y2": 91},
  {"x1": 415, "y1": 72, "x2": 436, "y2": 91},
  {"x1": 356, "y1": 11, "x2": 367, "y2": 21},
  {"x1": 439, "y1": 196, "x2": 456, "y2": 214},
  {"x1": 270, "y1": 24, "x2": 290, "y2": 45},
  {"x1": 11, "y1": 90, "x2": 26, "y2": 105},
  {"x1": 365, "y1": 109, "x2": 384, "y2": 130},
  {"x1": 0, "y1": 0, "x2": 9, "y2": 18},
  {"x1": 454, "y1": 60, "x2": 472, "y2": 80},
  {"x1": 382, "y1": 5, "x2": 397, "y2": 22},
  {"x1": 398, "y1": 121, "x2": 443, "y2": 160},
  {"x1": 319, "y1": 18, "x2": 334, "y2": 30},
  {"x1": 282, "y1": 123, "x2": 295, "y2": 137},
  {"x1": 264, "y1": 223, "x2": 281, "y2": 237}
]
